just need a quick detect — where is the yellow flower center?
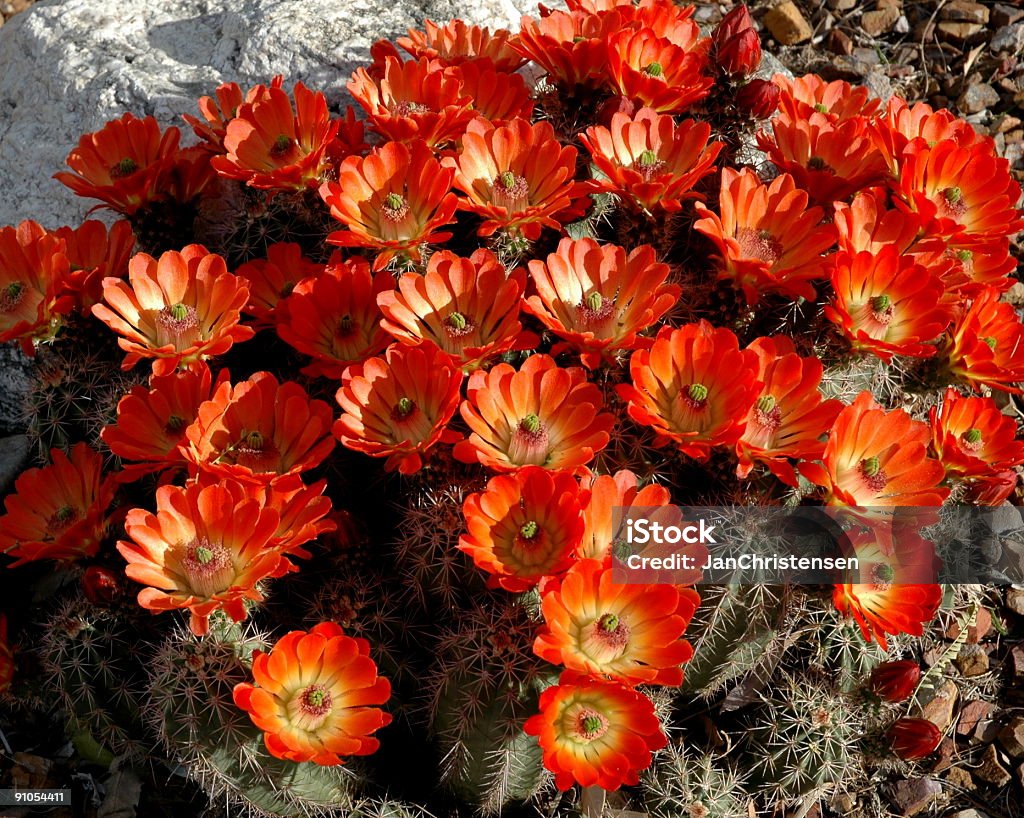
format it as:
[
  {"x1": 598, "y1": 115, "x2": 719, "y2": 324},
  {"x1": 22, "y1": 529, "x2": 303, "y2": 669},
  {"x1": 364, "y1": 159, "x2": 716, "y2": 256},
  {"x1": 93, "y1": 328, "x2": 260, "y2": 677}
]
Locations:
[
  {"x1": 519, "y1": 520, "x2": 539, "y2": 540},
  {"x1": 509, "y1": 414, "x2": 549, "y2": 466},
  {"x1": 288, "y1": 684, "x2": 334, "y2": 732}
]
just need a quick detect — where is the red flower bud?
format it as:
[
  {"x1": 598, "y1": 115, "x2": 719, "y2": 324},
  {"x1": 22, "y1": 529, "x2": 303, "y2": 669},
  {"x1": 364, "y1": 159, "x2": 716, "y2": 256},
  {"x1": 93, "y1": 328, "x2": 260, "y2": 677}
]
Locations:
[
  {"x1": 82, "y1": 566, "x2": 121, "y2": 607},
  {"x1": 716, "y1": 4, "x2": 755, "y2": 42},
  {"x1": 868, "y1": 660, "x2": 921, "y2": 702},
  {"x1": 735, "y1": 79, "x2": 780, "y2": 119},
  {"x1": 713, "y1": 5, "x2": 761, "y2": 77},
  {"x1": 596, "y1": 95, "x2": 637, "y2": 128},
  {"x1": 887, "y1": 718, "x2": 941, "y2": 760}
]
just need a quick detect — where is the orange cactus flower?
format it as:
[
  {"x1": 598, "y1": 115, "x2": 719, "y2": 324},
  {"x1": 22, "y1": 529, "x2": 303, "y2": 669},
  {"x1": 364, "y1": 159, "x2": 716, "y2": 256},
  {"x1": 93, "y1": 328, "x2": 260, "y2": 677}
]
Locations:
[
  {"x1": 736, "y1": 336, "x2": 843, "y2": 486},
  {"x1": 577, "y1": 469, "x2": 673, "y2": 562},
  {"x1": 211, "y1": 80, "x2": 339, "y2": 191},
  {"x1": 233, "y1": 622, "x2": 392, "y2": 765},
  {"x1": 774, "y1": 74, "x2": 880, "y2": 123},
  {"x1": 377, "y1": 248, "x2": 535, "y2": 369},
  {"x1": 930, "y1": 387, "x2": 1024, "y2": 479},
  {"x1": 524, "y1": 671, "x2": 666, "y2": 791},
  {"x1": 54, "y1": 113, "x2": 181, "y2": 215},
  {"x1": 459, "y1": 466, "x2": 584, "y2": 591},
  {"x1": 523, "y1": 237, "x2": 680, "y2": 369},
  {"x1": 183, "y1": 80, "x2": 249, "y2": 151},
  {"x1": 872, "y1": 97, "x2": 987, "y2": 176},
  {"x1": 446, "y1": 117, "x2": 587, "y2": 240},
  {"x1": 333, "y1": 342, "x2": 464, "y2": 475},
  {"x1": 932, "y1": 238, "x2": 1017, "y2": 299},
  {"x1": 945, "y1": 286, "x2": 1024, "y2": 394},
  {"x1": 0, "y1": 220, "x2": 72, "y2": 354},
  {"x1": 453, "y1": 353, "x2": 614, "y2": 472},
  {"x1": 800, "y1": 391, "x2": 949, "y2": 507},
  {"x1": 618, "y1": 322, "x2": 762, "y2": 460},
  {"x1": 833, "y1": 189, "x2": 933, "y2": 257},
  {"x1": 320, "y1": 139, "x2": 458, "y2": 270},
  {"x1": 823, "y1": 247, "x2": 952, "y2": 361},
  {"x1": 102, "y1": 367, "x2": 225, "y2": 480},
  {"x1": 398, "y1": 19, "x2": 525, "y2": 70},
  {"x1": 235, "y1": 243, "x2": 323, "y2": 328},
  {"x1": 117, "y1": 480, "x2": 284, "y2": 636},
  {"x1": 92, "y1": 246, "x2": 253, "y2": 376},
  {"x1": 446, "y1": 60, "x2": 535, "y2": 125},
  {"x1": 693, "y1": 168, "x2": 835, "y2": 303},
  {"x1": 54, "y1": 220, "x2": 135, "y2": 314},
  {"x1": 606, "y1": 27, "x2": 713, "y2": 114},
  {"x1": 534, "y1": 558, "x2": 699, "y2": 686},
  {"x1": 580, "y1": 107, "x2": 722, "y2": 214},
  {"x1": 0, "y1": 614, "x2": 13, "y2": 695},
  {"x1": 183, "y1": 371, "x2": 335, "y2": 485},
  {"x1": 514, "y1": 9, "x2": 621, "y2": 88},
  {"x1": 275, "y1": 255, "x2": 392, "y2": 379},
  {"x1": 0, "y1": 443, "x2": 115, "y2": 567}
]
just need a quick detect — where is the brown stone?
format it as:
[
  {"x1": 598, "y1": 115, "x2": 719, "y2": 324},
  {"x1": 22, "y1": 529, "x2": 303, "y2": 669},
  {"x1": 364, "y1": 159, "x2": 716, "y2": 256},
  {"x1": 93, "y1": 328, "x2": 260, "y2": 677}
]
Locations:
[
  {"x1": 932, "y1": 737, "x2": 956, "y2": 773},
  {"x1": 0, "y1": 0, "x2": 32, "y2": 16},
  {"x1": 993, "y1": 115, "x2": 1023, "y2": 135},
  {"x1": 937, "y1": 21, "x2": 984, "y2": 42},
  {"x1": 764, "y1": 1, "x2": 814, "y2": 45},
  {"x1": 827, "y1": 28, "x2": 854, "y2": 55},
  {"x1": 944, "y1": 767, "x2": 976, "y2": 792},
  {"x1": 891, "y1": 778, "x2": 943, "y2": 817},
  {"x1": 9, "y1": 753, "x2": 53, "y2": 789},
  {"x1": 975, "y1": 718, "x2": 1000, "y2": 744},
  {"x1": 998, "y1": 716, "x2": 1024, "y2": 759},
  {"x1": 974, "y1": 745, "x2": 1011, "y2": 788},
  {"x1": 945, "y1": 606, "x2": 993, "y2": 643},
  {"x1": 1007, "y1": 588, "x2": 1024, "y2": 616},
  {"x1": 1010, "y1": 645, "x2": 1024, "y2": 681},
  {"x1": 955, "y1": 643, "x2": 990, "y2": 677},
  {"x1": 958, "y1": 701, "x2": 994, "y2": 737},
  {"x1": 957, "y1": 83, "x2": 1000, "y2": 115},
  {"x1": 940, "y1": 0, "x2": 990, "y2": 24},
  {"x1": 993, "y1": 3, "x2": 1024, "y2": 27},
  {"x1": 920, "y1": 681, "x2": 959, "y2": 732},
  {"x1": 862, "y1": 7, "x2": 900, "y2": 36}
]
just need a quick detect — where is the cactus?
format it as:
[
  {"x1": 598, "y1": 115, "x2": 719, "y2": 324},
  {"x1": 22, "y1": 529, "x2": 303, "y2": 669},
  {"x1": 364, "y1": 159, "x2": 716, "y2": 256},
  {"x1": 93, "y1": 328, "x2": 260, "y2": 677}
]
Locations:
[
  {"x1": 642, "y1": 744, "x2": 748, "y2": 818},
  {"x1": 146, "y1": 618, "x2": 359, "y2": 818},
  {"x1": 805, "y1": 606, "x2": 887, "y2": 693}
]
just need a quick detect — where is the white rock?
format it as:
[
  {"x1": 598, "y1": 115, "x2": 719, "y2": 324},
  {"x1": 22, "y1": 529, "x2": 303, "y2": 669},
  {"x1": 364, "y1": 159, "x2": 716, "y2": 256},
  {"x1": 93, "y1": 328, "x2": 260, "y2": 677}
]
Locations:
[{"x1": 0, "y1": 0, "x2": 550, "y2": 230}]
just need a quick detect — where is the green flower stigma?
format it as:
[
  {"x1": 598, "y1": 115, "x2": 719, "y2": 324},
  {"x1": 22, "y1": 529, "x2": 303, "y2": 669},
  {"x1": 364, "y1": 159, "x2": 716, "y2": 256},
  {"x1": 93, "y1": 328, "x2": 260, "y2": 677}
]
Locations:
[
  {"x1": 169, "y1": 302, "x2": 190, "y2": 321},
  {"x1": 520, "y1": 520, "x2": 539, "y2": 539},
  {"x1": 861, "y1": 456, "x2": 880, "y2": 477},
  {"x1": 520, "y1": 413, "x2": 541, "y2": 434}
]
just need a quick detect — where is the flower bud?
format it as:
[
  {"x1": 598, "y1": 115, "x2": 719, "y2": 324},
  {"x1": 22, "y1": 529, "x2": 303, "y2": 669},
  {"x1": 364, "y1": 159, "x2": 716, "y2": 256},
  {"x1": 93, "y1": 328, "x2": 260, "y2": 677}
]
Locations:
[
  {"x1": 887, "y1": 717, "x2": 941, "y2": 760},
  {"x1": 82, "y1": 565, "x2": 121, "y2": 607},
  {"x1": 713, "y1": 5, "x2": 761, "y2": 77},
  {"x1": 735, "y1": 79, "x2": 780, "y2": 119},
  {"x1": 868, "y1": 660, "x2": 920, "y2": 702}
]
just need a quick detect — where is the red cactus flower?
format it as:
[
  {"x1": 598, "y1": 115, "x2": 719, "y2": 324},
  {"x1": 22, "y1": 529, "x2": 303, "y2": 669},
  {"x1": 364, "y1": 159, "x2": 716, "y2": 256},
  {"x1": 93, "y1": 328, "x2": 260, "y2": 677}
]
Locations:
[
  {"x1": 933, "y1": 238, "x2": 1017, "y2": 299},
  {"x1": 334, "y1": 342, "x2": 463, "y2": 475},
  {"x1": 577, "y1": 469, "x2": 673, "y2": 562},
  {"x1": 945, "y1": 286, "x2": 1024, "y2": 394},
  {"x1": 873, "y1": 97, "x2": 987, "y2": 176},
  {"x1": 869, "y1": 661, "x2": 921, "y2": 703},
  {"x1": 964, "y1": 469, "x2": 1019, "y2": 506},
  {"x1": 618, "y1": 322, "x2": 762, "y2": 460},
  {"x1": 534, "y1": 558, "x2": 699, "y2": 685},
  {"x1": 0, "y1": 220, "x2": 72, "y2": 354},
  {"x1": 275, "y1": 255, "x2": 391, "y2": 379},
  {"x1": 0, "y1": 615, "x2": 13, "y2": 695},
  {"x1": 117, "y1": 480, "x2": 285, "y2": 636},
  {"x1": 183, "y1": 80, "x2": 249, "y2": 151},
  {"x1": 54, "y1": 113, "x2": 181, "y2": 215},
  {"x1": 211, "y1": 80, "x2": 339, "y2": 191},
  {"x1": 736, "y1": 336, "x2": 843, "y2": 486},
  {"x1": 524, "y1": 672, "x2": 667, "y2": 790},
  {"x1": 347, "y1": 56, "x2": 473, "y2": 148},
  {"x1": 377, "y1": 248, "x2": 535, "y2": 369},
  {"x1": 235, "y1": 242, "x2": 323, "y2": 328},
  {"x1": 774, "y1": 74, "x2": 880, "y2": 123},
  {"x1": 446, "y1": 117, "x2": 587, "y2": 240},
  {"x1": 823, "y1": 247, "x2": 952, "y2": 361},
  {"x1": 446, "y1": 60, "x2": 534, "y2": 125},
  {"x1": 887, "y1": 718, "x2": 942, "y2": 760},
  {"x1": 0, "y1": 443, "x2": 115, "y2": 567},
  {"x1": 523, "y1": 237, "x2": 680, "y2": 368},
  {"x1": 606, "y1": 27, "x2": 713, "y2": 113},
  {"x1": 711, "y1": 4, "x2": 760, "y2": 77},
  {"x1": 459, "y1": 467, "x2": 583, "y2": 592},
  {"x1": 397, "y1": 19, "x2": 525, "y2": 72},
  {"x1": 929, "y1": 387, "x2": 1024, "y2": 478},
  {"x1": 183, "y1": 372, "x2": 335, "y2": 485},
  {"x1": 233, "y1": 622, "x2": 391, "y2": 765},
  {"x1": 453, "y1": 353, "x2": 614, "y2": 472},
  {"x1": 800, "y1": 391, "x2": 949, "y2": 507},
  {"x1": 693, "y1": 168, "x2": 835, "y2": 304},
  {"x1": 580, "y1": 107, "x2": 722, "y2": 214},
  {"x1": 92, "y1": 246, "x2": 253, "y2": 376},
  {"x1": 320, "y1": 139, "x2": 458, "y2": 270},
  {"x1": 514, "y1": 9, "x2": 621, "y2": 89},
  {"x1": 735, "y1": 78, "x2": 781, "y2": 119},
  {"x1": 54, "y1": 220, "x2": 135, "y2": 314}
]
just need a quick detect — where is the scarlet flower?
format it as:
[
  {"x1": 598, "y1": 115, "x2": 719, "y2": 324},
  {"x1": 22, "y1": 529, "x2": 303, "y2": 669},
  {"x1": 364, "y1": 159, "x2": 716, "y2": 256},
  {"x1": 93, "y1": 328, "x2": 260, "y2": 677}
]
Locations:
[
  {"x1": 577, "y1": 470, "x2": 673, "y2": 562},
  {"x1": 0, "y1": 443, "x2": 115, "y2": 566},
  {"x1": 580, "y1": 107, "x2": 722, "y2": 214},
  {"x1": 0, "y1": 220, "x2": 72, "y2": 354},
  {"x1": 453, "y1": 354, "x2": 614, "y2": 472},
  {"x1": 347, "y1": 56, "x2": 474, "y2": 148},
  {"x1": 736, "y1": 336, "x2": 843, "y2": 486},
  {"x1": 211, "y1": 80, "x2": 339, "y2": 191},
  {"x1": 872, "y1": 97, "x2": 986, "y2": 176},
  {"x1": 800, "y1": 391, "x2": 949, "y2": 507},
  {"x1": 183, "y1": 372, "x2": 335, "y2": 485},
  {"x1": 735, "y1": 78, "x2": 780, "y2": 119},
  {"x1": 334, "y1": 342, "x2": 463, "y2": 474},
  {"x1": 887, "y1": 718, "x2": 942, "y2": 760},
  {"x1": 459, "y1": 467, "x2": 583, "y2": 592},
  {"x1": 606, "y1": 27, "x2": 713, "y2": 113},
  {"x1": 320, "y1": 139, "x2": 458, "y2": 270},
  {"x1": 91, "y1": 246, "x2": 253, "y2": 376},
  {"x1": 833, "y1": 189, "x2": 931, "y2": 257},
  {"x1": 0, "y1": 614, "x2": 13, "y2": 695},
  {"x1": 523, "y1": 237, "x2": 680, "y2": 368},
  {"x1": 54, "y1": 113, "x2": 181, "y2": 215},
  {"x1": 275, "y1": 255, "x2": 391, "y2": 379},
  {"x1": 102, "y1": 367, "x2": 224, "y2": 480},
  {"x1": 445, "y1": 60, "x2": 535, "y2": 125},
  {"x1": 964, "y1": 470, "x2": 1019, "y2": 506},
  {"x1": 524, "y1": 672, "x2": 666, "y2": 790},
  {"x1": 868, "y1": 660, "x2": 921, "y2": 703},
  {"x1": 446, "y1": 117, "x2": 587, "y2": 240},
  {"x1": 711, "y1": 4, "x2": 760, "y2": 77},
  {"x1": 235, "y1": 243, "x2": 323, "y2": 328},
  {"x1": 823, "y1": 247, "x2": 951, "y2": 361},
  {"x1": 774, "y1": 74, "x2": 880, "y2": 123},
  {"x1": 944, "y1": 287, "x2": 1024, "y2": 393},
  {"x1": 932, "y1": 238, "x2": 1017, "y2": 299},
  {"x1": 534, "y1": 558, "x2": 698, "y2": 685},
  {"x1": 117, "y1": 480, "x2": 284, "y2": 636},
  {"x1": 929, "y1": 387, "x2": 1024, "y2": 479},
  {"x1": 166, "y1": 146, "x2": 218, "y2": 206},
  {"x1": 618, "y1": 322, "x2": 761, "y2": 460},
  {"x1": 378, "y1": 248, "x2": 535, "y2": 369},
  {"x1": 233, "y1": 622, "x2": 391, "y2": 765},
  {"x1": 183, "y1": 80, "x2": 248, "y2": 151},
  {"x1": 53, "y1": 220, "x2": 135, "y2": 314},
  {"x1": 693, "y1": 168, "x2": 835, "y2": 303},
  {"x1": 514, "y1": 9, "x2": 621, "y2": 88},
  {"x1": 397, "y1": 19, "x2": 526, "y2": 72}
]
